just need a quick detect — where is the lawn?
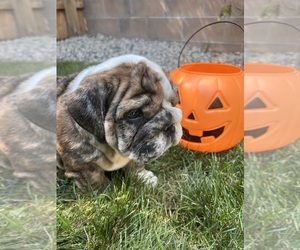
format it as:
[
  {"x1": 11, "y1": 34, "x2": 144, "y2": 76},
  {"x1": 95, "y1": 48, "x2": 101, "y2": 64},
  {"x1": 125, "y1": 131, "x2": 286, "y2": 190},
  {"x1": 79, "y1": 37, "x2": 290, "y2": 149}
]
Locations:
[
  {"x1": 57, "y1": 145, "x2": 244, "y2": 250},
  {"x1": 244, "y1": 139, "x2": 300, "y2": 249},
  {"x1": 0, "y1": 178, "x2": 56, "y2": 250},
  {"x1": 0, "y1": 61, "x2": 53, "y2": 76},
  {"x1": 56, "y1": 61, "x2": 244, "y2": 249}
]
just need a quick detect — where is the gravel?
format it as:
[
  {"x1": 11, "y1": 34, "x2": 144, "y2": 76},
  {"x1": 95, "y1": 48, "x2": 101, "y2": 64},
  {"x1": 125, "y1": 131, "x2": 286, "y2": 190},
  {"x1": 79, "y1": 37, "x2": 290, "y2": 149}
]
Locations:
[
  {"x1": 245, "y1": 52, "x2": 300, "y2": 69},
  {"x1": 1, "y1": 34, "x2": 298, "y2": 71},
  {"x1": 0, "y1": 36, "x2": 56, "y2": 62},
  {"x1": 56, "y1": 34, "x2": 244, "y2": 71},
  {"x1": 57, "y1": 34, "x2": 299, "y2": 71}
]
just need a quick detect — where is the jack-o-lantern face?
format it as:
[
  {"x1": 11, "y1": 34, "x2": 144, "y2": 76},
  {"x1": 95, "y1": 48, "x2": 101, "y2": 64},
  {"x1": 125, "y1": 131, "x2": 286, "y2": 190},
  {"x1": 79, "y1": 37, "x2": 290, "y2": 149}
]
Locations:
[
  {"x1": 244, "y1": 63, "x2": 300, "y2": 152},
  {"x1": 244, "y1": 94, "x2": 273, "y2": 139},
  {"x1": 171, "y1": 63, "x2": 244, "y2": 152}
]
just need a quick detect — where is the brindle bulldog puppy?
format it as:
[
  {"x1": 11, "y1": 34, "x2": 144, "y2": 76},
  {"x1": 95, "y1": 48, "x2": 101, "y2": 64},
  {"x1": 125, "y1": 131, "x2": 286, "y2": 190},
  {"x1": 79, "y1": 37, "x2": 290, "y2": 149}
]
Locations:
[{"x1": 57, "y1": 55, "x2": 182, "y2": 192}]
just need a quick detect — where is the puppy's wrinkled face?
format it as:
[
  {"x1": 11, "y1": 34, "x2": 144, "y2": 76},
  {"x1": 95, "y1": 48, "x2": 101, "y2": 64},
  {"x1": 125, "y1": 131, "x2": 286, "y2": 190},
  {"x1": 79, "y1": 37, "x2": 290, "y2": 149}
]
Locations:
[
  {"x1": 65, "y1": 55, "x2": 182, "y2": 167},
  {"x1": 104, "y1": 62, "x2": 182, "y2": 162}
]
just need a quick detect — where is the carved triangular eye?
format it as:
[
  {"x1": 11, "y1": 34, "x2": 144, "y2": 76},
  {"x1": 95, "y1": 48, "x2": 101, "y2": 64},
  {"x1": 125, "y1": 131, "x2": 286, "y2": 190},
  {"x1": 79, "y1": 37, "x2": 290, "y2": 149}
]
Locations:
[
  {"x1": 245, "y1": 97, "x2": 267, "y2": 109},
  {"x1": 208, "y1": 97, "x2": 223, "y2": 109},
  {"x1": 187, "y1": 112, "x2": 196, "y2": 120}
]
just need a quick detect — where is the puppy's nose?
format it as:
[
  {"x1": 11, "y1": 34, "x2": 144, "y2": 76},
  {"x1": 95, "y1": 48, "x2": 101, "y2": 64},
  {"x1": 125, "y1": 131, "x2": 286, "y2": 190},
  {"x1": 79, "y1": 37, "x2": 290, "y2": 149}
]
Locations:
[{"x1": 164, "y1": 124, "x2": 175, "y2": 135}]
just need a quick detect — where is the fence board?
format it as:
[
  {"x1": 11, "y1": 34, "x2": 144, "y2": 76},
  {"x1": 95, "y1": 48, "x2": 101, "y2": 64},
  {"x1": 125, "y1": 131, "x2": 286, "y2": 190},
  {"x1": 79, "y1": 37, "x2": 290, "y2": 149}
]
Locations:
[
  {"x1": 0, "y1": 0, "x2": 43, "y2": 10},
  {"x1": 0, "y1": 10, "x2": 18, "y2": 40},
  {"x1": 57, "y1": 10, "x2": 68, "y2": 40},
  {"x1": 56, "y1": 0, "x2": 87, "y2": 40},
  {"x1": 0, "y1": 0, "x2": 48, "y2": 40},
  {"x1": 57, "y1": 0, "x2": 83, "y2": 10},
  {"x1": 63, "y1": 0, "x2": 80, "y2": 35},
  {"x1": 11, "y1": 0, "x2": 38, "y2": 35}
]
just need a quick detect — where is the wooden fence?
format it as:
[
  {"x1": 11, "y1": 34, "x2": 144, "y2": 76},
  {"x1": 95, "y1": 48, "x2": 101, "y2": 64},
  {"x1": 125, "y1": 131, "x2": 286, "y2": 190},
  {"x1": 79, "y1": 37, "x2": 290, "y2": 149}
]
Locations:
[
  {"x1": 57, "y1": 0, "x2": 87, "y2": 40},
  {"x1": 0, "y1": 0, "x2": 49, "y2": 40}
]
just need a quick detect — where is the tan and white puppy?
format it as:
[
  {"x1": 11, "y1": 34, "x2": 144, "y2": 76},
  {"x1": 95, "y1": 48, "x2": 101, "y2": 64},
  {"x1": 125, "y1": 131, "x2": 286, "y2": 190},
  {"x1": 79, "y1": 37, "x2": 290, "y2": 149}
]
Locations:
[{"x1": 57, "y1": 55, "x2": 182, "y2": 192}]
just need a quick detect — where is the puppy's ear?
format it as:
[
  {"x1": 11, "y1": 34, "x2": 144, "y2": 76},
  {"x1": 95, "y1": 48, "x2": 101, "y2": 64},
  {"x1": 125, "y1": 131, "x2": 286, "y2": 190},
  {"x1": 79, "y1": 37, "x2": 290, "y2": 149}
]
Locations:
[
  {"x1": 161, "y1": 67, "x2": 180, "y2": 106},
  {"x1": 133, "y1": 62, "x2": 161, "y2": 94},
  {"x1": 66, "y1": 78, "x2": 112, "y2": 143}
]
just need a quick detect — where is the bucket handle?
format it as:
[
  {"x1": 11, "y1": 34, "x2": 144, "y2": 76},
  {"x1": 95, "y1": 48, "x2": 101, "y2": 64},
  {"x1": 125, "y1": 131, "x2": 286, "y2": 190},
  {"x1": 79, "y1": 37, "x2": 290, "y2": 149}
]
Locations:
[
  {"x1": 244, "y1": 21, "x2": 300, "y2": 67},
  {"x1": 177, "y1": 21, "x2": 244, "y2": 68},
  {"x1": 244, "y1": 20, "x2": 300, "y2": 32}
]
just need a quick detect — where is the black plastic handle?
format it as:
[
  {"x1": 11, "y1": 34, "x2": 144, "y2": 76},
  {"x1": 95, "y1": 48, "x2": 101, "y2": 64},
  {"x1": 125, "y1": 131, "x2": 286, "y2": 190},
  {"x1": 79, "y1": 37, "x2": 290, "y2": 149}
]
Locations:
[
  {"x1": 177, "y1": 21, "x2": 244, "y2": 68},
  {"x1": 244, "y1": 20, "x2": 300, "y2": 32}
]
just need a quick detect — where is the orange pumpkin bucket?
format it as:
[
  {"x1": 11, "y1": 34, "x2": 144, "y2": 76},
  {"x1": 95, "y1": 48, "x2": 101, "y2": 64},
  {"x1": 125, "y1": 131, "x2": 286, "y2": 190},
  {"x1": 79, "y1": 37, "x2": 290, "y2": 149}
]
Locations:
[
  {"x1": 244, "y1": 21, "x2": 300, "y2": 152},
  {"x1": 244, "y1": 63, "x2": 300, "y2": 152},
  {"x1": 170, "y1": 21, "x2": 244, "y2": 152}
]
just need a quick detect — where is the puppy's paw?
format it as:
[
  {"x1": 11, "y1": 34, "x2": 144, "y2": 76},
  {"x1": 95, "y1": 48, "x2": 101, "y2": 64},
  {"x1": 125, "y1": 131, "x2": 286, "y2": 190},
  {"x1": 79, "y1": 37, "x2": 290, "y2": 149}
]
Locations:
[{"x1": 136, "y1": 169, "x2": 158, "y2": 188}]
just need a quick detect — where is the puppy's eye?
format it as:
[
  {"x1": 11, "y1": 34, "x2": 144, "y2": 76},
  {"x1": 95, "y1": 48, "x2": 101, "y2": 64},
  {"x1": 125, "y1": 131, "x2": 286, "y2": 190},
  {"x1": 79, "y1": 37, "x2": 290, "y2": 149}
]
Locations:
[{"x1": 126, "y1": 109, "x2": 143, "y2": 120}]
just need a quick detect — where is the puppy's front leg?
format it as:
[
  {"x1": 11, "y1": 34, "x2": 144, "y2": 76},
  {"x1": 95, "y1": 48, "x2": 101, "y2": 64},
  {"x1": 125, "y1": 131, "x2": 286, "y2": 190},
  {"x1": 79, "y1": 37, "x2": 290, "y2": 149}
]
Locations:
[
  {"x1": 65, "y1": 164, "x2": 109, "y2": 192},
  {"x1": 125, "y1": 161, "x2": 158, "y2": 188}
]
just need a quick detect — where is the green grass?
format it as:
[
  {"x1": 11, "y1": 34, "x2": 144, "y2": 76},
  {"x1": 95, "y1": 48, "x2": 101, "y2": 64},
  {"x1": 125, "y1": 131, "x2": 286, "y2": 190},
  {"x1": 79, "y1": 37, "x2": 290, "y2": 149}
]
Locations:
[
  {"x1": 57, "y1": 61, "x2": 94, "y2": 75},
  {"x1": 56, "y1": 60, "x2": 244, "y2": 249},
  {"x1": 0, "y1": 169, "x2": 56, "y2": 250},
  {"x1": 244, "y1": 139, "x2": 300, "y2": 249},
  {"x1": 0, "y1": 61, "x2": 54, "y2": 76},
  {"x1": 57, "y1": 145, "x2": 244, "y2": 250}
]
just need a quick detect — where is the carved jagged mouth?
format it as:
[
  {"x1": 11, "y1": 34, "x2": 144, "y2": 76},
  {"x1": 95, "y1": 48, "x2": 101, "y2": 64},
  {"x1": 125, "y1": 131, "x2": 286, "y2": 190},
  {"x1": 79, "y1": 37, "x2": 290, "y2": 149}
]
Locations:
[
  {"x1": 182, "y1": 126, "x2": 225, "y2": 143},
  {"x1": 244, "y1": 126, "x2": 269, "y2": 138}
]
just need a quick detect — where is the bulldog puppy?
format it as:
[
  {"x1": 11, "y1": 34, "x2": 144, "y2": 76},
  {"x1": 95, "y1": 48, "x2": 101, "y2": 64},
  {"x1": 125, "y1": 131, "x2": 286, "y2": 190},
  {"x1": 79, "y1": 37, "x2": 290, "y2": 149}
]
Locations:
[
  {"x1": 57, "y1": 55, "x2": 182, "y2": 192},
  {"x1": 0, "y1": 67, "x2": 56, "y2": 193}
]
